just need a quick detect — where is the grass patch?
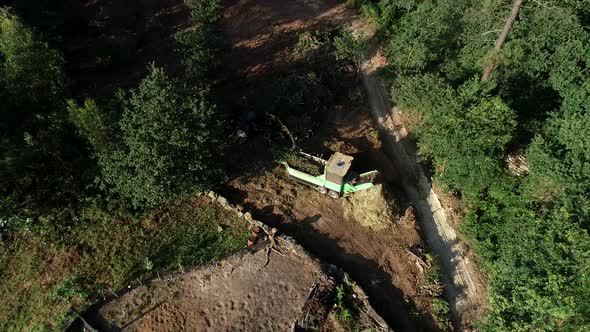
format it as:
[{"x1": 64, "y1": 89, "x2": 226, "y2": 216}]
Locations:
[
  {"x1": 0, "y1": 197, "x2": 249, "y2": 331},
  {"x1": 423, "y1": 252, "x2": 440, "y2": 286},
  {"x1": 422, "y1": 253, "x2": 452, "y2": 331},
  {"x1": 432, "y1": 297, "x2": 452, "y2": 331},
  {"x1": 332, "y1": 283, "x2": 361, "y2": 329}
]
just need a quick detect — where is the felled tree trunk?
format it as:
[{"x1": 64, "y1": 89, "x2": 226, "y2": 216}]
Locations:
[{"x1": 481, "y1": 0, "x2": 525, "y2": 82}]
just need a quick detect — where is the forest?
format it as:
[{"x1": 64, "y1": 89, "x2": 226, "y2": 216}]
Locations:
[
  {"x1": 1, "y1": 0, "x2": 589, "y2": 331},
  {"x1": 354, "y1": 0, "x2": 589, "y2": 330},
  {"x1": 0, "y1": 0, "x2": 252, "y2": 329}
]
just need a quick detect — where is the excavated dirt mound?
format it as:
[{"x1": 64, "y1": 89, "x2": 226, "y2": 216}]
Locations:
[
  {"x1": 92, "y1": 236, "x2": 389, "y2": 332},
  {"x1": 345, "y1": 184, "x2": 395, "y2": 231}
]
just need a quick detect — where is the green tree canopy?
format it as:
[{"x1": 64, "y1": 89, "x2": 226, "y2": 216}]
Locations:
[
  {"x1": 395, "y1": 75, "x2": 516, "y2": 195},
  {"x1": 0, "y1": 8, "x2": 85, "y2": 216},
  {"x1": 359, "y1": 0, "x2": 590, "y2": 329},
  {"x1": 70, "y1": 66, "x2": 220, "y2": 208}
]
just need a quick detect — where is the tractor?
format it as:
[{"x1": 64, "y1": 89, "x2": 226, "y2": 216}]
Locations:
[{"x1": 282, "y1": 152, "x2": 378, "y2": 198}]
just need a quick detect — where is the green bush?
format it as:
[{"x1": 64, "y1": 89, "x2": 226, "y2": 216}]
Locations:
[
  {"x1": 432, "y1": 298, "x2": 452, "y2": 330},
  {"x1": 0, "y1": 8, "x2": 63, "y2": 109},
  {"x1": 70, "y1": 66, "x2": 221, "y2": 208},
  {"x1": 1, "y1": 7, "x2": 91, "y2": 218},
  {"x1": 333, "y1": 29, "x2": 370, "y2": 73},
  {"x1": 332, "y1": 283, "x2": 362, "y2": 326},
  {"x1": 395, "y1": 75, "x2": 516, "y2": 197}
]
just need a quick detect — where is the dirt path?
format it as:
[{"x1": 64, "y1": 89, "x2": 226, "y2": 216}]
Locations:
[{"x1": 360, "y1": 55, "x2": 487, "y2": 328}]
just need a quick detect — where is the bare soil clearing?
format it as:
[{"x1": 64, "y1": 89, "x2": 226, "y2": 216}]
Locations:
[
  {"x1": 217, "y1": 0, "x2": 447, "y2": 330},
  {"x1": 221, "y1": 108, "x2": 441, "y2": 331},
  {"x1": 93, "y1": 232, "x2": 389, "y2": 331}
]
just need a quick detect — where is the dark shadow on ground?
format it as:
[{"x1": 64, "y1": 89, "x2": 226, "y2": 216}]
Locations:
[{"x1": 17, "y1": 0, "x2": 192, "y2": 97}]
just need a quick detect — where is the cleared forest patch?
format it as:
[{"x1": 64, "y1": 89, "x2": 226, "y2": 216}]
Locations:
[{"x1": 90, "y1": 233, "x2": 390, "y2": 331}]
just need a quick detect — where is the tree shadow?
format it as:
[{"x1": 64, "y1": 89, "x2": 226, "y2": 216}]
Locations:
[{"x1": 13, "y1": 0, "x2": 193, "y2": 97}]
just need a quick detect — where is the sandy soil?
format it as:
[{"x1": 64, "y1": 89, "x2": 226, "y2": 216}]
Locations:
[{"x1": 97, "y1": 243, "x2": 319, "y2": 331}]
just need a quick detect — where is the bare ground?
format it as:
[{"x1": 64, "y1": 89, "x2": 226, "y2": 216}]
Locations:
[
  {"x1": 92, "y1": 232, "x2": 389, "y2": 331},
  {"x1": 221, "y1": 106, "x2": 442, "y2": 331}
]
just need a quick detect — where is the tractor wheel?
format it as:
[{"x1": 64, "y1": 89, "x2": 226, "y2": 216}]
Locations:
[
  {"x1": 328, "y1": 190, "x2": 340, "y2": 199},
  {"x1": 317, "y1": 187, "x2": 327, "y2": 195}
]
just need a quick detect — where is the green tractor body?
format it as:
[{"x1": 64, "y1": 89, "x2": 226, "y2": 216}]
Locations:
[{"x1": 282, "y1": 152, "x2": 378, "y2": 198}]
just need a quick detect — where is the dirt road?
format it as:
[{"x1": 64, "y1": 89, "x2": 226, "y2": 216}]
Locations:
[{"x1": 360, "y1": 55, "x2": 487, "y2": 327}]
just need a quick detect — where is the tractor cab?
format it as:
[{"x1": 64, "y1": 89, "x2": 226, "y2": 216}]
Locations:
[{"x1": 325, "y1": 152, "x2": 353, "y2": 188}]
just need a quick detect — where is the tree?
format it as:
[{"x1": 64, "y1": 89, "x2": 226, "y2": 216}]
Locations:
[
  {"x1": 381, "y1": 0, "x2": 467, "y2": 76},
  {"x1": 0, "y1": 7, "x2": 65, "y2": 155},
  {"x1": 372, "y1": 0, "x2": 590, "y2": 329},
  {"x1": 481, "y1": 0, "x2": 525, "y2": 82},
  {"x1": 0, "y1": 8, "x2": 86, "y2": 216},
  {"x1": 70, "y1": 66, "x2": 221, "y2": 208},
  {"x1": 395, "y1": 75, "x2": 516, "y2": 196},
  {"x1": 525, "y1": 82, "x2": 590, "y2": 227},
  {"x1": 333, "y1": 29, "x2": 370, "y2": 74},
  {"x1": 0, "y1": 8, "x2": 63, "y2": 109}
]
